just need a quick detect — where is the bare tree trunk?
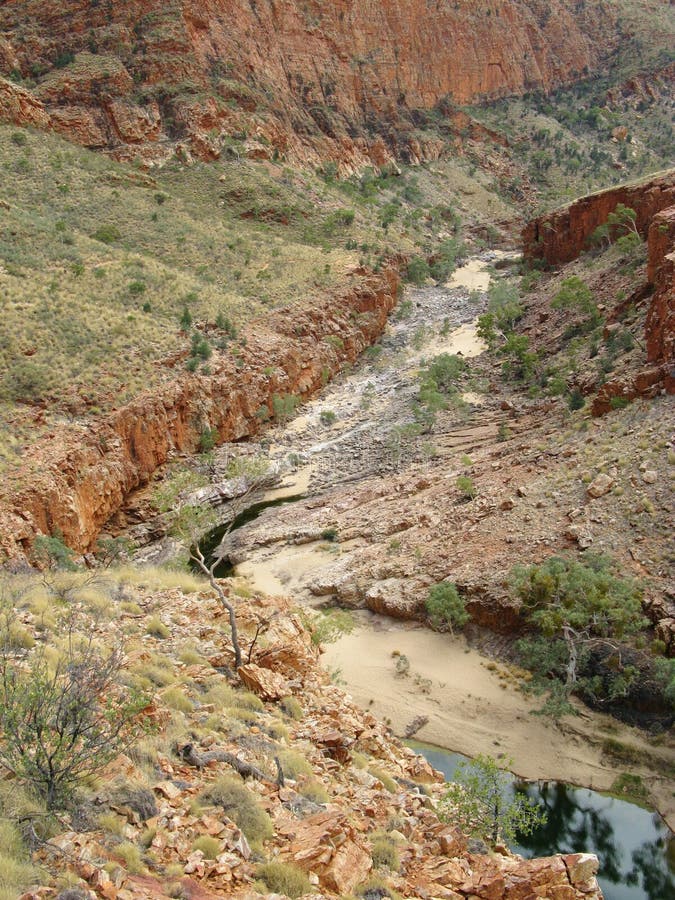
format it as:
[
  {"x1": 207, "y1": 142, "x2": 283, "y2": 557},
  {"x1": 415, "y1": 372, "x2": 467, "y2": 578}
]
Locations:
[
  {"x1": 562, "y1": 624, "x2": 578, "y2": 687},
  {"x1": 191, "y1": 546, "x2": 242, "y2": 671}
]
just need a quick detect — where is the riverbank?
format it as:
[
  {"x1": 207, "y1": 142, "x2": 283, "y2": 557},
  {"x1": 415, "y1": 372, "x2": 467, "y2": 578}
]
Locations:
[{"x1": 321, "y1": 611, "x2": 675, "y2": 832}]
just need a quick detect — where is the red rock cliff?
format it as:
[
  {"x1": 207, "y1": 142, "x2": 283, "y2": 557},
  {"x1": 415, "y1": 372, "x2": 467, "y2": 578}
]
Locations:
[
  {"x1": 0, "y1": 268, "x2": 398, "y2": 559},
  {"x1": 0, "y1": 0, "x2": 626, "y2": 166},
  {"x1": 522, "y1": 170, "x2": 675, "y2": 267}
]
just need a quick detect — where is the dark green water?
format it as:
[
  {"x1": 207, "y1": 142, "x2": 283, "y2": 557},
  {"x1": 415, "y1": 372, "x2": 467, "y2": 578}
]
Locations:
[
  {"x1": 412, "y1": 743, "x2": 674, "y2": 900},
  {"x1": 195, "y1": 493, "x2": 305, "y2": 577}
]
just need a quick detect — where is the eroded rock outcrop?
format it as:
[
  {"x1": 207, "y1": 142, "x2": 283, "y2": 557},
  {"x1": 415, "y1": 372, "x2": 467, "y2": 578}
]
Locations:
[
  {"x1": 0, "y1": 0, "x2": 629, "y2": 167},
  {"x1": 521, "y1": 171, "x2": 675, "y2": 412},
  {"x1": 522, "y1": 170, "x2": 675, "y2": 267},
  {"x1": 0, "y1": 268, "x2": 398, "y2": 559},
  {"x1": 14, "y1": 583, "x2": 602, "y2": 900}
]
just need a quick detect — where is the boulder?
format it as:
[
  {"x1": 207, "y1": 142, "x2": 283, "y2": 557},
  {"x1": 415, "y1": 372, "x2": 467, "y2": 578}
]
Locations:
[{"x1": 237, "y1": 663, "x2": 290, "y2": 700}]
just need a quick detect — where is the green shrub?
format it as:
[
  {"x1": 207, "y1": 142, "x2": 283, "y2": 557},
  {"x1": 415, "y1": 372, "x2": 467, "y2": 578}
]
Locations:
[
  {"x1": 568, "y1": 389, "x2": 585, "y2": 411},
  {"x1": 371, "y1": 832, "x2": 400, "y2": 871},
  {"x1": 0, "y1": 635, "x2": 147, "y2": 809},
  {"x1": 198, "y1": 427, "x2": 218, "y2": 452},
  {"x1": 114, "y1": 841, "x2": 145, "y2": 874},
  {"x1": 425, "y1": 582, "x2": 469, "y2": 632},
  {"x1": 552, "y1": 276, "x2": 600, "y2": 326},
  {"x1": 146, "y1": 616, "x2": 170, "y2": 639},
  {"x1": 1, "y1": 361, "x2": 52, "y2": 403},
  {"x1": 161, "y1": 688, "x2": 193, "y2": 713},
  {"x1": 406, "y1": 256, "x2": 430, "y2": 285},
  {"x1": 180, "y1": 307, "x2": 192, "y2": 330},
  {"x1": 91, "y1": 224, "x2": 121, "y2": 244},
  {"x1": 487, "y1": 280, "x2": 523, "y2": 331},
  {"x1": 609, "y1": 396, "x2": 630, "y2": 410},
  {"x1": 200, "y1": 776, "x2": 273, "y2": 843},
  {"x1": 456, "y1": 475, "x2": 476, "y2": 499},
  {"x1": 256, "y1": 861, "x2": 312, "y2": 899},
  {"x1": 276, "y1": 749, "x2": 312, "y2": 779},
  {"x1": 192, "y1": 835, "x2": 222, "y2": 859},
  {"x1": 272, "y1": 392, "x2": 299, "y2": 423},
  {"x1": 320, "y1": 409, "x2": 337, "y2": 426}
]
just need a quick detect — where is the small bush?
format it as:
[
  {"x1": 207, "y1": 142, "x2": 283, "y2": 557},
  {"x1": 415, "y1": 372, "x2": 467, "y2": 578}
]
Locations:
[
  {"x1": 280, "y1": 696, "x2": 303, "y2": 720},
  {"x1": 161, "y1": 688, "x2": 193, "y2": 713},
  {"x1": 203, "y1": 682, "x2": 236, "y2": 709},
  {"x1": 256, "y1": 861, "x2": 312, "y2": 899},
  {"x1": 367, "y1": 766, "x2": 398, "y2": 793},
  {"x1": 371, "y1": 832, "x2": 400, "y2": 871},
  {"x1": 234, "y1": 690, "x2": 264, "y2": 711},
  {"x1": 91, "y1": 224, "x2": 121, "y2": 244},
  {"x1": 200, "y1": 776, "x2": 273, "y2": 844},
  {"x1": 179, "y1": 647, "x2": 205, "y2": 665},
  {"x1": 298, "y1": 778, "x2": 329, "y2": 804},
  {"x1": 191, "y1": 835, "x2": 221, "y2": 859},
  {"x1": 113, "y1": 841, "x2": 145, "y2": 874},
  {"x1": 276, "y1": 748, "x2": 312, "y2": 779},
  {"x1": 355, "y1": 875, "x2": 401, "y2": 900},
  {"x1": 425, "y1": 582, "x2": 469, "y2": 633},
  {"x1": 0, "y1": 638, "x2": 147, "y2": 809},
  {"x1": 320, "y1": 409, "x2": 337, "y2": 426},
  {"x1": 610, "y1": 772, "x2": 649, "y2": 804},
  {"x1": 456, "y1": 475, "x2": 476, "y2": 500},
  {"x1": 146, "y1": 617, "x2": 170, "y2": 639},
  {"x1": 609, "y1": 396, "x2": 630, "y2": 410},
  {"x1": 406, "y1": 256, "x2": 430, "y2": 285},
  {"x1": 568, "y1": 389, "x2": 585, "y2": 411}
]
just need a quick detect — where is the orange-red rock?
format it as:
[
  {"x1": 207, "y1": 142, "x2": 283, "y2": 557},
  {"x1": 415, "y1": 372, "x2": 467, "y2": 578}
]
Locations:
[
  {"x1": 523, "y1": 171, "x2": 675, "y2": 267},
  {"x1": 0, "y1": 268, "x2": 399, "y2": 559},
  {"x1": 0, "y1": 2, "x2": 637, "y2": 167}
]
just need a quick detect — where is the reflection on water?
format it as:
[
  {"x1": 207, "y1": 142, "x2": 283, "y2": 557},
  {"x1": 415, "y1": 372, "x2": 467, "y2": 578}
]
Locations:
[
  {"x1": 411, "y1": 743, "x2": 674, "y2": 900},
  {"x1": 196, "y1": 493, "x2": 305, "y2": 577}
]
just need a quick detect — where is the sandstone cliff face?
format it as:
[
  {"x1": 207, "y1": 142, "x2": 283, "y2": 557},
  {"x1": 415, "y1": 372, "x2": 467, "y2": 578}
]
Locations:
[
  {"x1": 521, "y1": 171, "x2": 675, "y2": 411},
  {"x1": 522, "y1": 170, "x2": 675, "y2": 267},
  {"x1": 0, "y1": 268, "x2": 398, "y2": 559},
  {"x1": 0, "y1": 0, "x2": 623, "y2": 166},
  {"x1": 645, "y1": 205, "x2": 674, "y2": 386}
]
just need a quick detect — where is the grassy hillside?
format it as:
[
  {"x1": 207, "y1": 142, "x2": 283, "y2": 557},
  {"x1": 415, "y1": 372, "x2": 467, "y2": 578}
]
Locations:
[{"x1": 0, "y1": 124, "x2": 512, "y2": 472}]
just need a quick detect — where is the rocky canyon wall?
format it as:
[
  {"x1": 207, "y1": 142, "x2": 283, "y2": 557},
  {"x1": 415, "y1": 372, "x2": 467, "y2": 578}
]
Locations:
[
  {"x1": 522, "y1": 170, "x2": 675, "y2": 267},
  {"x1": 0, "y1": 0, "x2": 624, "y2": 166},
  {"x1": 522, "y1": 171, "x2": 675, "y2": 411},
  {"x1": 0, "y1": 268, "x2": 398, "y2": 559}
]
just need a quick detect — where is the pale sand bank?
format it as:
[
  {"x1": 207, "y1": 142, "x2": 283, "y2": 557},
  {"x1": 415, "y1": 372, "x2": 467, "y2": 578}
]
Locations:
[{"x1": 322, "y1": 612, "x2": 675, "y2": 830}]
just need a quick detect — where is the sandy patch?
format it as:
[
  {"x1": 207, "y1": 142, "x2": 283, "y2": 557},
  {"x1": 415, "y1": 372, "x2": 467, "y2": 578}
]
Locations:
[
  {"x1": 446, "y1": 258, "x2": 492, "y2": 292},
  {"x1": 264, "y1": 464, "x2": 314, "y2": 501},
  {"x1": 322, "y1": 612, "x2": 675, "y2": 829},
  {"x1": 423, "y1": 322, "x2": 487, "y2": 359},
  {"x1": 236, "y1": 542, "x2": 333, "y2": 599}
]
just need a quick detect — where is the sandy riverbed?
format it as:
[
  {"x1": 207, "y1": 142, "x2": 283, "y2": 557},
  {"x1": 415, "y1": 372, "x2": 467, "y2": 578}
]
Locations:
[{"x1": 322, "y1": 612, "x2": 675, "y2": 830}]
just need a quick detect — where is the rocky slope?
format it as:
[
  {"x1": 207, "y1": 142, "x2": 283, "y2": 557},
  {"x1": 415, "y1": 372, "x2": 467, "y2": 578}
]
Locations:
[
  {"x1": 0, "y1": 267, "x2": 398, "y2": 560},
  {"x1": 523, "y1": 169, "x2": 675, "y2": 406},
  {"x1": 6, "y1": 569, "x2": 603, "y2": 900},
  {"x1": 0, "y1": 0, "x2": 658, "y2": 168},
  {"x1": 522, "y1": 170, "x2": 675, "y2": 267}
]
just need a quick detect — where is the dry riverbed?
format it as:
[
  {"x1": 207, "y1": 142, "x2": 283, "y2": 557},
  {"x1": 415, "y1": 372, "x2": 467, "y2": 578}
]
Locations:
[
  {"x1": 225, "y1": 253, "x2": 674, "y2": 832},
  {"x1": 322, "y1": 610, "x2": 675, "y2": 831}
]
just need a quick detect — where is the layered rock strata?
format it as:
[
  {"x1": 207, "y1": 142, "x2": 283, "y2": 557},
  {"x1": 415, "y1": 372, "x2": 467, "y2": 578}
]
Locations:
[
  {"x1": 0, "y1": 0, "x2": 626, "y2": 167},
  {"x1": 0, "y1": 268, "x2": 398, "y2": 559}
]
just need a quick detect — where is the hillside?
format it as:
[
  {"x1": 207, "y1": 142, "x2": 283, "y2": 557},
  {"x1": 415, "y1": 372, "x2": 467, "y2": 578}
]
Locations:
[
  {"x1": 0, "y1": 3, "x2": 673, "y2": 899},
  {"x1": 0, "y1": 1, "x2": 673, "y2": 169}
]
